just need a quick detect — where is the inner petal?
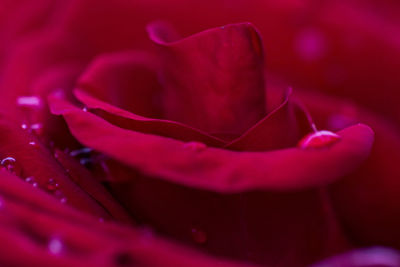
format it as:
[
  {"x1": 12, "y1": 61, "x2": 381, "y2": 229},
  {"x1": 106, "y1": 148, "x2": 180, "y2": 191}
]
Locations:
[{"x1": 147, "y1": 22, "x2": 266, "y2": 135}]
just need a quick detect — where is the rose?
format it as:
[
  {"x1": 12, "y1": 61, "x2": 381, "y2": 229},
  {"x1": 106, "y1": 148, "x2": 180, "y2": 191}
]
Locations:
[{"x1": 0, "y1": 0, "x2": 399, "y2": 266}]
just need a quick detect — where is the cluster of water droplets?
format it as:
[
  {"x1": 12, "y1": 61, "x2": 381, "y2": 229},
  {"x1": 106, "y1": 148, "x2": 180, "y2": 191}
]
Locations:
[
  {"x1": 0, "y1": 95, "x2": 71, "y2": 204},
  {"x1": 17, "y1": 95, "x2": 44, "y2": 136},
  {"x1": 0, "y1": 155, "x2": 68, "y2": 204}
]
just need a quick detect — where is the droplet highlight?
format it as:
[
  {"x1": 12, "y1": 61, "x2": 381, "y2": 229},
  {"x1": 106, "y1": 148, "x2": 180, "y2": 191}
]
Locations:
[
  {"x1": 46, "y1": 178, "x2": 59, "y2": 192},
  {"x1": 48, "y1": 237, "x2": 63, "y2": 255},
  {"x1": 1, "y1": 157, "x2": 16, "y2": 172},
  {"x1": 16, "y1": 96, "x2": 42, "y2": 108},
  {"x1": 28, "y1": 141, "x2": 39, "y2": 148},
  {"x1": 298, "y1": 130, "x2": 341, "y2": 149}
]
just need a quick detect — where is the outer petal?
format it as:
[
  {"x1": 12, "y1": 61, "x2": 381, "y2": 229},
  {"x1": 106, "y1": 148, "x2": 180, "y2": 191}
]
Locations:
[
  {"x1": 49, "y1": 95, "x2": 374, "y2": 192},
  {"x1": 0, "y1": 115, "x2": 110, "y2": 218},
  {"x1": 75, "y1": 52, "x2": 225, "y2": 146},
  {"x1": 77, "y1": 51, "x2": 163, "y2": 118},
  {"x1": 47, "y1": 94, "x2": 375, "y2": 266},
  {"x1": 148, "y1": 22, "x2": 266, "y2": 135},
  {"x1": 296, "y1": 90, "x2": 400, "y2": 250},
  {"x1": 0, "y1": 170, "x2": 257, "y2": 267}
]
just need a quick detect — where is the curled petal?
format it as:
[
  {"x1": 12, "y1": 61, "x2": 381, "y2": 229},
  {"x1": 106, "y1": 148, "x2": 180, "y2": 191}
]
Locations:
[
  {"x1": 148, "y1": 22, "x2": 266, "y2": 135},
  {"x1": 49, "y1": 95, "x2": 374, "y2": 192}
]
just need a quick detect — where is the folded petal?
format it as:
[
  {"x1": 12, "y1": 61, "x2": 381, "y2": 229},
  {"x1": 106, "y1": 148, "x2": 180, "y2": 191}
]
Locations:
[
  {"x1": 148, "y1": 22, "x2": 266, "y2": 135},
  {"x1": 48, "y1": 94, "x2": 374, "y2": 266},
  {"x1": 226, "y1": 88, "x2": 312, "y2": 151},
  {"x1": 49, "y1": 95, "x2": 373, "y2": 193},
  {"x1": 0, "y1": 116, "x2": 110, "y2": 218},
  {"x1": 77, "y1": 51, "x2": 162, "y2": 118},
  {"x1": 75, "y1": 53, "x2": 225, "y2": 147},
  {"x1": 0, "y1": 170, "x2": 256, "y2": 267}
]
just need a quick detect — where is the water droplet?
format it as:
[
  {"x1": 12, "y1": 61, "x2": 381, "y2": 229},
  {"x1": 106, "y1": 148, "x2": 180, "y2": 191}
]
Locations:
[
  {"x1": 16, "y1": 96, "x2": 42, "y2": 108},
  {"x1": 82, "y1": 106, "x2": 88, "y2": 112},
  {"x1": 48, "y1": 237, "x2": 63, "y2": 255},
  {"x1": 191, "y1": 228, "x2": 207, "y2": 244},
  {"x1": 24, "y1": 177, "x2": 39, "y2": 187},
  {"x1": 53, "y1": 190, "x2": 67, "y2": 203},
  {"x1": 30, "y1": 123, "x2": 43, "y2": 135},
  {"x1": 1, "y1": 157, "x2": 16, "y2": 172},
  {"x1": 46, "y1": 178, "x2": 59, "y2": 192},
  {"x1": 21, "y1": 123, "x2": 28, "y2": 130},
  {"x1": 298, "y1": 130, "x2": 341, "y2": 149},
  {"x1": 183, "y1": 141, "x2": 207, "y2": 152},
  {"x1": 28, "y1": 141, "x2": 39, "y2": 148}
]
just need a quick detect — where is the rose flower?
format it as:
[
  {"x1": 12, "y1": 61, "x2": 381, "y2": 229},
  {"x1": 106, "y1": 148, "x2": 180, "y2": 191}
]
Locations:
[{"x1": 0, "y1": 0, "x2": 399, "y2": 266}]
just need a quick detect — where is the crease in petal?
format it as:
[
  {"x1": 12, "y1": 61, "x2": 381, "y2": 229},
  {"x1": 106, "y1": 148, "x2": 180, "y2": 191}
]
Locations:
[
  {"x1": 74, "y1": 89, "x2": 226, "y2": 147},
  {"x1": 226, "y1": 88, "x2": 312, "y2": 151}
]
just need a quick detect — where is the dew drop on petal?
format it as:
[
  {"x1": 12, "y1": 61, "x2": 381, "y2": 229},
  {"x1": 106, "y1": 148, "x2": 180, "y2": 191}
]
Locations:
[
  {"x1": 28, "y1": 141, "x2": 39, "y2": 148},
  {"x1": 82, "y1": 106, "x2": 88, "y2": 112},
  {"x1": 298, "y1": 130, "x2": 341, "y2": 149},
  {"x1": 1, "y1": 157, "x2": 16, "y2": 172},
  {"x1": 191, "y1": 228, "x2": 207, "y2": 244},
  {"x1": 21, "y1": 123, "x2": 28, "y2": 130},
  {"x1": 46, "y1": 178, "x2": 59, "y2": 192},
  {"x1": 30, "y1": 123, "x2": 43, "y2": 135},
  {"x1": 25, "y1": 176, "x2": 39, "y2": 188},
  {"x1": 183, "y1": 141, "x2": 207, "y2": 152},
  {"x1": 16, "y1": 96, "x2": 42, "y2": 108},
  {"x1": 53, "y1": 190, "x2": 67, "y2": 204},
  {"x1": 48, "y1": 237, "x2": 63, "y2": 255}
]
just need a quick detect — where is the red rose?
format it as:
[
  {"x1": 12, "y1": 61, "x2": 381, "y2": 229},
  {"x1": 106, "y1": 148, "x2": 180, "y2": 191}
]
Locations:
[{"x1": 0, "y1": 0, "x2": 399, "y2": 266}]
